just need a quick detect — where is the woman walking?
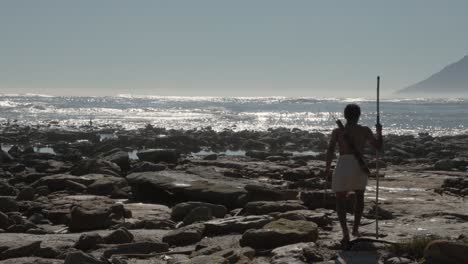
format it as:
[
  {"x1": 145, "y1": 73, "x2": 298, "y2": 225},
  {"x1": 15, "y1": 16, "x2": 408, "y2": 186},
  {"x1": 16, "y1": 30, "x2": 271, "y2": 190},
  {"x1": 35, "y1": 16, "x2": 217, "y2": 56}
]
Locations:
[{"x1": 325, "y1": 104, "x2": 383, "y2": 246}]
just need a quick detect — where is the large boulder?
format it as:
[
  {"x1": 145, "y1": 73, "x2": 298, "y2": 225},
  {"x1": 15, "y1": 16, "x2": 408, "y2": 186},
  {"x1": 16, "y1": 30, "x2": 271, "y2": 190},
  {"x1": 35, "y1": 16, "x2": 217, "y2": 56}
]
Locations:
[
  {"x1": 136, "y1": 149, "x2": 180, "y2": 163},
  {"x1": 0, "y1": 196, "x2": 18, "y2": 213},
  {"x1": 16, "y1": 187, "x2": 35, "y2": 201},
  {"x1": 441, "y1": 177, "x2": 468, "y2": 196},
  {"x1": 240, "y1": 218, "x2": 319, "y2": 249},
  {"x1": 86, "y1": 176, "x2": 128, "y2": 196},
  {"x1": 182, "y1": 206, "x2": 213, "y2": 225},
  {"x1": 68, "y1": 205, "x2": 112, "y2": 232},
  {"x1": 74, "y1": 233, "x2": 103, "y2": 251},
  {"x1": 101, "y1": 149, "x2": 130, "y2": 172},
  {"x1": 244, "y1": 200, "x2": 307, "y2": 215},
  {"x1": 103, "y1": 228, "x2": 134, "y2": 244},
  {"x1": 434, "y1": 159, "x2": 454, "y2": 171},
  {"x1": 0, "y1": 241, "x2": 41, "y2": 260},
  {"x1": 424, "y1": 240, "x2": 468, "y2": 264},
  {"x1": 0, "y1": 181, "x2": 17, "y2": 196},
  {"x1": 126, "y1": 171, "x2": 248, "y2": 208}
]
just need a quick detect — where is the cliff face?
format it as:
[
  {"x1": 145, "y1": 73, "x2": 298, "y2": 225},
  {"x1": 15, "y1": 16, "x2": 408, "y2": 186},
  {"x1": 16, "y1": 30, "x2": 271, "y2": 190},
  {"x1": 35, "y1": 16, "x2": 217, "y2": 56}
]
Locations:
[{"x1": 398, "y1": 55, "x2": 468, "y2": 96}]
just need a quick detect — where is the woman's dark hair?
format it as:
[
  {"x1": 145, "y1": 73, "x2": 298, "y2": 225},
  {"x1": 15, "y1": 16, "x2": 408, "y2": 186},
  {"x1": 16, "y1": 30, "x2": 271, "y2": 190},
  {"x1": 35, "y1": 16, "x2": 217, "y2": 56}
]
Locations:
[{"x1": 344, "y1": 104, "x2": 361, "y2": 123}]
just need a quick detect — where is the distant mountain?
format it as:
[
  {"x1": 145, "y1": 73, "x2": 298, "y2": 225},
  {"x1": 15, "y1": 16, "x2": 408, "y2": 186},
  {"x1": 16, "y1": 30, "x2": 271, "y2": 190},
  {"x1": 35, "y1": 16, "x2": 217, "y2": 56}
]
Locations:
[{"x1": 397, "y1": 55, "x2": 468, "y2": 96}]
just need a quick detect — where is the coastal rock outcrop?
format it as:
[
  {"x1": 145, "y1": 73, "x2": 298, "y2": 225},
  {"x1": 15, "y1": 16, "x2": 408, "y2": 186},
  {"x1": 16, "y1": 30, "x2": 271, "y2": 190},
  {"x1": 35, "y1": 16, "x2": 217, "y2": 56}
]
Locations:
[{"x1": 126, "y1": 171, "x2": 248, "y2": 208}]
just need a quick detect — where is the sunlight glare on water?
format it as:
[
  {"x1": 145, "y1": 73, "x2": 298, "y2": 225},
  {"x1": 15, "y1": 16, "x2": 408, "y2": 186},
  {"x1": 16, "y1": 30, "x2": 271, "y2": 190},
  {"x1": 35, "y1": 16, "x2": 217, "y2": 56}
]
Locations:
[{"x1": 1, "y1": 95, "x2": 468, "y2": 136}]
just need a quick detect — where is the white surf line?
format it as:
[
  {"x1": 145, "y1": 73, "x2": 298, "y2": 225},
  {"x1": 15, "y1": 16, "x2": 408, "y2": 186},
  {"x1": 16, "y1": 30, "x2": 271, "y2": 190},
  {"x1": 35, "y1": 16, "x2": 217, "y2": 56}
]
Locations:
[{"x1": 366, "y1": 186, "x2": 426, "y2": 192}]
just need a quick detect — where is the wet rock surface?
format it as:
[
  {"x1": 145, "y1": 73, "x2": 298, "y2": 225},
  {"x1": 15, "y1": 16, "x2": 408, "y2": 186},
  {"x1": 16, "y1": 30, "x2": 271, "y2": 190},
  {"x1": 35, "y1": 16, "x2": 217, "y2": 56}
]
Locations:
[{"x1": 0, "y1": 126, "x2": 468, "y2": 263}]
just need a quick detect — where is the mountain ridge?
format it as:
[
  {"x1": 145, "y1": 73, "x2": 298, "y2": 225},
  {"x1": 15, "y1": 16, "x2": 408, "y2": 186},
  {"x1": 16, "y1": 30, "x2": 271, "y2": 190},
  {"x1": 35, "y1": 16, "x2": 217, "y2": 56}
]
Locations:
[{"x1": 397, "y1": 55, "x2": 468, "y2": 95}]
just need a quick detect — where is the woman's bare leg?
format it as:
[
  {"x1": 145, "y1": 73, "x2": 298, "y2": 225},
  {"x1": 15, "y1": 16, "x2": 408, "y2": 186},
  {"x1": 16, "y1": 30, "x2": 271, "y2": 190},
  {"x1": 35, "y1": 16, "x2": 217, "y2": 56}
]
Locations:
[
  {"x1": 336, "y1": 191, "x2": 349, "y2": 243},
  {"x1": 352, "y1": 189, "x2": 365, "y2": 237}
]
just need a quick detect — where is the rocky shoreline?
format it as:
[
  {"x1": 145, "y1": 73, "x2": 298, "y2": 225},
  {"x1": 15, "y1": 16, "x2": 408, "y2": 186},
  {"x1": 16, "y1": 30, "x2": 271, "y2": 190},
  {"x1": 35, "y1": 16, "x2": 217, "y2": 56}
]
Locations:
[{"x1": 0, "y1": 124, "x2": 467, "y2": 264}]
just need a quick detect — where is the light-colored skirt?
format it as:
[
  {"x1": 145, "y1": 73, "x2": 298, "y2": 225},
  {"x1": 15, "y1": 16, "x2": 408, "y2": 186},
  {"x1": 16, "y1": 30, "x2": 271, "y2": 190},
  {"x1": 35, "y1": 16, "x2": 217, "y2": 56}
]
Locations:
[{"x1": 332, "y1": 154, "x2": 368, "y2": 192}]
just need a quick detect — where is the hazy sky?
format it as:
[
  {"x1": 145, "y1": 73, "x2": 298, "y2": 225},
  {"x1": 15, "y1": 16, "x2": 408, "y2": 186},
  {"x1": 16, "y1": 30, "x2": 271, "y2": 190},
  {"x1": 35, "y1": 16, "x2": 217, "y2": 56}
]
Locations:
[{"x1": 1, "y1": 0, "x2": 467, "y2": 97}]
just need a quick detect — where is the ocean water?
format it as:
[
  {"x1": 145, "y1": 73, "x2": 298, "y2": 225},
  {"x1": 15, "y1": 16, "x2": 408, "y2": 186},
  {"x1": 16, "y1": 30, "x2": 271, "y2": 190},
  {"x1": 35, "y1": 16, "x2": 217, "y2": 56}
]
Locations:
[{"x1": 1, "y1": 94, "x2": 468, "y2": 136}]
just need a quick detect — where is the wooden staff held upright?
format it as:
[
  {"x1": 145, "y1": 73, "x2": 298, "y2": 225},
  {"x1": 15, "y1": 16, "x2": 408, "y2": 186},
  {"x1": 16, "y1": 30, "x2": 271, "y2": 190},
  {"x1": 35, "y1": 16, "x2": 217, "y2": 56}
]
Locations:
[{"x1": 375, "y1": 76, "x2": 381, "y2": 239}]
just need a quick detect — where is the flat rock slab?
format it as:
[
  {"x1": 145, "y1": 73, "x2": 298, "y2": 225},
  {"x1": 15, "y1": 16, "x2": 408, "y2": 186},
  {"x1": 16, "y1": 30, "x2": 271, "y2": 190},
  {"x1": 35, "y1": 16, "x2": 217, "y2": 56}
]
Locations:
[
  {"x1": 0, "y1": 230, "x2": 169, "y2": 251},
  {"x1": 103, "y1": 242, "x2": 169, "y2": 258},
  {"x1": 64, "y1": 251, "x2": 104, "y2": 264},
  {"x1": 244, "y1": 200, "x2": 307, "y2": 215},
  {"x1": 31, "y1": 174, "x2": 93, "y2": 190},
  {"x1": 126, "y1": 171, "x2": 248, "y2": 208},
  {"x1": 204, "y1": 215, "x2": 274, "y2": 235},
  {"x1": 240, "y1": 218, "x2": 318, "y2": 250},
  {"x1": 273, "y1": 209, "x2": 333, "y2": 227},
  {"x1": 162, "y1": 223, "x2": 205, "y2": 246},
  {"x1": 31, "y1": 174, "x2": 125, "y2": 193},
  {"x1": 0, "y1": 258, "x2": 64, "y2": 264},
  {"x1": 188, "y1": 255, "x2": 228, "y2": 264},
  {"x1": 44, "y1": 194, "x2": 117, "y2": 226},
  {"x1": 124, "y1": 203, "x2": 171, "y2": 221}
]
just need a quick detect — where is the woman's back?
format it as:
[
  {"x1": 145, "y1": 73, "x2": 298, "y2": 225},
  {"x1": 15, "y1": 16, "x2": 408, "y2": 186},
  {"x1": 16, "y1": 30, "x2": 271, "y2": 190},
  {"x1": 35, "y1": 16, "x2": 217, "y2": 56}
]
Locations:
[{"x1": 333, "y1": 124, "x2": 373, "y2": 155}]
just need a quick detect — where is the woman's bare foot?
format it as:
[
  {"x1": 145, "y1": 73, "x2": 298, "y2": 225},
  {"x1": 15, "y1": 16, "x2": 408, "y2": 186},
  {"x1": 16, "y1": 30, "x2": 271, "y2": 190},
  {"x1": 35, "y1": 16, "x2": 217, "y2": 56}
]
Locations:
[{"x1": 340, "y1": 233, "x2": 350, "y2": 250}]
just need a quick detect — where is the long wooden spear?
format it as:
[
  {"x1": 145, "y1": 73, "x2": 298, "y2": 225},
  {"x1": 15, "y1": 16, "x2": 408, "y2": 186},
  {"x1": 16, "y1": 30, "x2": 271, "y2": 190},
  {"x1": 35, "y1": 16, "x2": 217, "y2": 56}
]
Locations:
[{"x1": 375, "y1": 76, "x2": 381, "y2": 239}]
